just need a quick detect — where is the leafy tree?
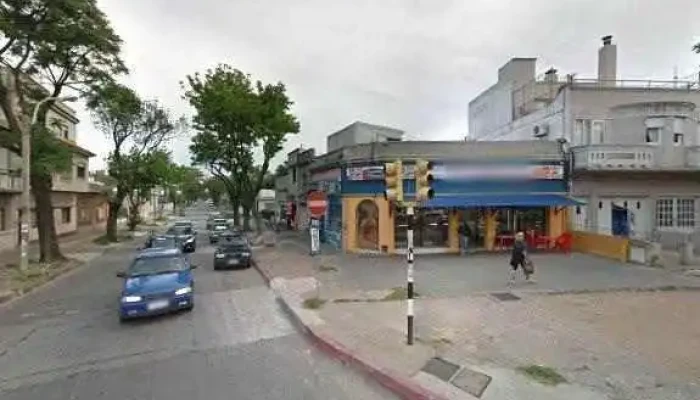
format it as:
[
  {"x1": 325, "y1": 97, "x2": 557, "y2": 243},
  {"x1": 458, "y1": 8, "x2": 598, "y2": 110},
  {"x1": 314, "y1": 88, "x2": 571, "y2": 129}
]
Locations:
[
  {"x1": 0, "y1": 0, "x2": 126, "y2": 261},
  {"x1": 182, "y1": 64, "x2": 299, "y2": 231},
  {"x1": 121, "y1": 150, "x2": 171, "y2": 231},
  {"x1": 167, "y1": 164, "x2": 203, "y2": 205},
  {"x1": 694, "y1": 42, "x2": 700, "y2": 53},
  {"x1": 204, "y1": 177, "x2": 225, "y2": 207},
  {"x1": 88, "y1": 82, "x2": 181, "y2": 241}
]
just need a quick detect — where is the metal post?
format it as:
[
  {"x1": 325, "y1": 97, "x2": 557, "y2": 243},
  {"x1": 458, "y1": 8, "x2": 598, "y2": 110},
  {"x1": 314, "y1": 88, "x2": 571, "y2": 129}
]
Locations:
[
  {"x1": 406, "y1": 204, "x2": 415, "y2": 345},
  {"x1": 19, "y1": 116, "x2": 31, "y2": 272}
]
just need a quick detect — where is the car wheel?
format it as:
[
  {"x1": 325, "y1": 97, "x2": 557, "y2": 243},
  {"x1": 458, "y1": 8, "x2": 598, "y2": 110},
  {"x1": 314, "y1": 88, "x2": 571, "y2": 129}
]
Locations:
[
  {"x1": 184, "y1": 303, "x2": 194, "y2": 312},
  {"x1": 119, "y1": 315, "x2": 129, "y2": 323}
]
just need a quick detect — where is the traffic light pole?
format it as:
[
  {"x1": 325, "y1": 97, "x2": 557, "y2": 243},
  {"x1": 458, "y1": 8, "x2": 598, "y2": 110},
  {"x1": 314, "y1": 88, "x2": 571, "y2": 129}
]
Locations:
[{"x1": 406, "y1": 204, "x2": 415, "y2": 345}]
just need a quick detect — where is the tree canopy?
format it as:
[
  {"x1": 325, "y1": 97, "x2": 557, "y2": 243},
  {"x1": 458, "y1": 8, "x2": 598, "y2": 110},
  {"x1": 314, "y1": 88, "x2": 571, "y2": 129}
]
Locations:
[{"x1": 181, "y1": 64, "x2": 299, "y2": 229}]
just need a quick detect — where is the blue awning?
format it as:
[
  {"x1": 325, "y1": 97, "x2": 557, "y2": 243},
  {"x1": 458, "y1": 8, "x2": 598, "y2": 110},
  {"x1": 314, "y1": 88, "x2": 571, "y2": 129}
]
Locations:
[{"x1": 422, "y1": 194, "x2": 583, "y2": 209}]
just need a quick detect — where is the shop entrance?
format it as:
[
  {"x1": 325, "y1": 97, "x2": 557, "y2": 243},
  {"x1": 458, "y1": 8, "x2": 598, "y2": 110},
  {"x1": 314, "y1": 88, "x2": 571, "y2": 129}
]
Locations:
[{"x1": 395, "y1": 208, "x2": 449, "y2": 249}]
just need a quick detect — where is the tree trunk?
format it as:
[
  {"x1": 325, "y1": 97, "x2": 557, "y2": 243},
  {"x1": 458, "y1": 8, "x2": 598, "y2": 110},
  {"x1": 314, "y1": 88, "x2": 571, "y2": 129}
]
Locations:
[
  {"x1": 242, "y1": 206, "x2": 251, "y2": 231},
  {"x1": 106, "y1": 201, "x2": 120, "y2": 241},
  {"x1": 31, "y1": 171, "x2": 64, "y2": 262},
  {"x1": 127, "y1": 205, "x2": 140, "y2": 231},
  {"x1": 231, "y1": 198, "x2": 240, "y2": 227}
]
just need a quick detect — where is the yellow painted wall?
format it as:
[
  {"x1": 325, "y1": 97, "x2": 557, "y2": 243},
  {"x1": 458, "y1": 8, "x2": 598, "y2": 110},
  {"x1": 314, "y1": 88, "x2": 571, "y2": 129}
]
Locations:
[
  {"x1": 484, "y1": 210, "x2": 496, "y2": 251},
  {"x1": 572, "y1": 230, "x2": 629, "y2": 262},
  {"x1": 448, "y1": 210, "x2": 459, "y2": 253},
  {"x1": 547, "y1": 207, "x2": 568, "y2": 241},
  {"x1": 343, "y1": 196, "x2": 394, "y2": 254}
]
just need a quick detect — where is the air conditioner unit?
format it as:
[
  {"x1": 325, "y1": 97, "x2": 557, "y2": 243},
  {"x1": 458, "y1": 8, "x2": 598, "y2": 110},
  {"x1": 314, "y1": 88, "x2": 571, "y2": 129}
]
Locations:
[{"x1": 533, "y1": 124, "x2": 549, "y2": 138}]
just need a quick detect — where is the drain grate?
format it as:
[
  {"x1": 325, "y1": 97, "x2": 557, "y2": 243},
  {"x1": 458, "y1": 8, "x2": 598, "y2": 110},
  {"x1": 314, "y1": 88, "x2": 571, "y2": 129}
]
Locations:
[
  {"x1": 421, "y1": 357, "x2": 460, "y2": 382},
  {"x1": 451, "y1": 368, "x2": 492, "y2": 398},
  {"x1": 491, "y1": 292, "x2": 521, "y2": 301}
]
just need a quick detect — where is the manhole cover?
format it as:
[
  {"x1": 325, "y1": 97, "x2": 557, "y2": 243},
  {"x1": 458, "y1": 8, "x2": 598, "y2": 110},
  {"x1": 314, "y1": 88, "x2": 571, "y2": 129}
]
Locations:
[
  {"x1": 491, "y1": 292, "x2": 521, "y2": 301},
  {"x1": 421, "y1": 357, "x2": 460, "y2": 382},
  {"x1": 451, "y1": 367, "x2": 492, "y2": 398}
]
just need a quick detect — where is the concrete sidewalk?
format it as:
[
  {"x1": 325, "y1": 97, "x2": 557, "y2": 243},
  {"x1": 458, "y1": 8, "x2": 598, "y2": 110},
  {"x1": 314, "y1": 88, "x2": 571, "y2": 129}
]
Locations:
[{"x1": 255, "y1": 240, "x2": 700, "y2": 400}]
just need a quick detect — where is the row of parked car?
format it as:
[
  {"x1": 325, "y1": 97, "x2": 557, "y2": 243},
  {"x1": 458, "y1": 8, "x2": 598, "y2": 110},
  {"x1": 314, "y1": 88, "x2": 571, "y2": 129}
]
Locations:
[{"x1": 116, "y1": 219, "x2": 254, "y2": 322}]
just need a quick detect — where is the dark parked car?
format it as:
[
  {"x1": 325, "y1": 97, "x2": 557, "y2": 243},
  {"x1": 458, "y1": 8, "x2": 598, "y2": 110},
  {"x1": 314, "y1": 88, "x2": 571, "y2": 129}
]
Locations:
[
  {"x1": 213, "y1": 241, "x2": 252, "y2": 270},
  {"x1": 209, "y1": 224, "x2": 229, "y2": 244},
  {"x1": 165, "y1": 226, "x2": 197, "y2": 253}
]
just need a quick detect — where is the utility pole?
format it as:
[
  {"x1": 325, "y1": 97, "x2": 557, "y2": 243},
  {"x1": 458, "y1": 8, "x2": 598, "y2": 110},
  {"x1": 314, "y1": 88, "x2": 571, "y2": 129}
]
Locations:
[
  {"x1": 411, "y1": 159, "x2": 435, "y2": 346},
  {"x1": 405, "y1": 202, "x2": 415, "y2": 345},
  {"x1": 20, "y1": 95, "x2": 77, "y2": 271}
]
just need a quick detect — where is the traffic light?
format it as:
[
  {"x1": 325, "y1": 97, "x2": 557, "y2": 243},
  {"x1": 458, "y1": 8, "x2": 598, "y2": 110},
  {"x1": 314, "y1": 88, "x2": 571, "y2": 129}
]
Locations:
[
  {"x1": 384, "y1": 160, "x2": 403, "y2": 202},
  {"x1": 414, "y1": 159, "x2": 434, "y2": 202}
]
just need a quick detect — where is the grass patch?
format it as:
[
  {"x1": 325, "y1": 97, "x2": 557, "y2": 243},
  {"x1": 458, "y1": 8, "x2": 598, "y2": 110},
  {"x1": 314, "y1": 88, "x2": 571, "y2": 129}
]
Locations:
[
  {"x1": 517, "y1": 365, "x2": 567, "y2": 386},
  {"x1": 318, "y1": 264, "x2": 337, "y2": 272},
  {"x1": 382, "y1": 287, "x2": 419, "y2": 301},
  {"x1": 302, "y1": 297, "x2": 326, "y2": 310}
]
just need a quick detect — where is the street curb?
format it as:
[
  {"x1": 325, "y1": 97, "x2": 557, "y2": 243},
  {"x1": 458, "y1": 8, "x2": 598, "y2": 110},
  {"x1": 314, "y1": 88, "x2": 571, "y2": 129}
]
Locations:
[
  {"x1": 254, "y1": 260, "x2": 447, "y2": 400},
  {"x1": 0, "y1": 240, "x2": 135, "y2": 310}
]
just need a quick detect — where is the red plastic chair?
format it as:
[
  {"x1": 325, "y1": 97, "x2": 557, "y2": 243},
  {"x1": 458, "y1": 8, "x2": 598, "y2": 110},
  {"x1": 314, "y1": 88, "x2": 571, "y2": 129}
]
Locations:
[{"x1": 554, "y1": 232, "x2": 573, "y2": 253}]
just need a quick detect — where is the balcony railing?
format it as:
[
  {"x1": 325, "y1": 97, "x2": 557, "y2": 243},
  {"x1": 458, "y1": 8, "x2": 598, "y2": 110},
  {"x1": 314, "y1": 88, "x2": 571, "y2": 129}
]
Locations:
[
  {"x1": 0, "y1": 168, "x2": 22, "y2": 192},
  {"x1": 572, "y1": 145, "x2": 657, "y2": 170}
]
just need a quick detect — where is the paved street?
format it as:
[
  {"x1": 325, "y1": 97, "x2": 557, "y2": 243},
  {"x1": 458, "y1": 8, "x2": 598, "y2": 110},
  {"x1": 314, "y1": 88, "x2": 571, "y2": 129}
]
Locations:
[{"x1": 0, "y1": 207, "x2": 396, "y2": 400}]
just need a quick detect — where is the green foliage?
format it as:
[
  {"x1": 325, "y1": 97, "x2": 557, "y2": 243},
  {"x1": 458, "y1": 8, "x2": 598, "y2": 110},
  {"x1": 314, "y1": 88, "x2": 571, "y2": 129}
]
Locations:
[
  {"x1": 204, "y1": 177, "x2": 225, "y2": 206},
  {"x1": 166, "y1": 164, "x2": 204, "y2": 203},
  {"x1": 694, "y1": 42, "x2": 700, "y2": 54},
  {"x1": 30, "y1": 125, "x2": 73, "y2": 176},
  {"x1": 181, "y1": 64, "x2": 299, "y2": 217}
]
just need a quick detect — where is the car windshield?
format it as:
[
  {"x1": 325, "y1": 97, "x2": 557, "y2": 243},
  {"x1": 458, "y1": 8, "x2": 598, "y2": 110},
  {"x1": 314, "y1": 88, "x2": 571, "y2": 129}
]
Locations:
[
  {"x1": 167, "y1": 226, "x2": 192, "y2": 236},
  {"x1": 128, "y1": 256, "x2": 187, "y2": 276},
  {"x1": 213, "y1": 225, "x2": 228, "y2": 231}
]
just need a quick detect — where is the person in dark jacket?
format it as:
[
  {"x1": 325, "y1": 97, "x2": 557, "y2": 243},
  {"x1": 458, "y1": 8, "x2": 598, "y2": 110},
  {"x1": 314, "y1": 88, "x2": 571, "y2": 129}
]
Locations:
[{"x1": 509, "y1": 232, "x2": 532, "y2": 284}]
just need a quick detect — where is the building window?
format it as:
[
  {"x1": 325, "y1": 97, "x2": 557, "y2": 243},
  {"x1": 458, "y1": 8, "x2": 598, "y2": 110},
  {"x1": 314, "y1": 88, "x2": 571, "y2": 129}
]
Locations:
[
  {"x1": 676, "y1": 199, "x2": 695, "y2": 228},
  {"x1": 292, "y1": 168, "x2": 297, "y2": 183},
  {"x1": 673, "y1": 133, "x2": 684, "y2": 146},
  {"x1": 574, "y1": 119, "x2": 591, "y2": 145},
  {"x1": 61, "y1": 207, "x2": 71, "y2": 224},
  {"x1": 656, "y1": 198, "x2": 695, "y2": 229},
  {"x1": 655, "y1": 199, "x2": 674, "y2": 227},
  {"x1": 591, "y1": 120, "x2": 605, "y2": 144},
  {"x1": 0, "y1": 207, "x2": 5, "y2": 231},
  {"x1": 76, "y1": 165, "x2": 86, "y2": 179},
  {"x1": 645, "y1": 127, "x2": 660, "y2": 144}
]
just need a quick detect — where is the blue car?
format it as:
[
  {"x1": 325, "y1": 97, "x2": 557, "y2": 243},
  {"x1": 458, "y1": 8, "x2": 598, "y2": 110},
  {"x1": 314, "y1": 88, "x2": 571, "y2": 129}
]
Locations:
[{"x1": 117, "y1": 248, "x2": 197, "y2": 322}]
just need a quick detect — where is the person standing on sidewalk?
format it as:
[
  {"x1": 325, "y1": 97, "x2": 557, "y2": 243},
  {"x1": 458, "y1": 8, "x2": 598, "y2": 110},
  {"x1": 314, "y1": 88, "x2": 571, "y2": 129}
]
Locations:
[
  {"x1": 509, "y1": 232, "x2": 533, "y2": 284},
  {"x1": 459, "y1": 219, "x2": 471, "y2": 255}
]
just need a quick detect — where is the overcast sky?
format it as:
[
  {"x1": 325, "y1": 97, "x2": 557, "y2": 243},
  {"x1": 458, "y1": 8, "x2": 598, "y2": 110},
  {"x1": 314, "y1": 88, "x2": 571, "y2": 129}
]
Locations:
[{"x1": 76, "y1": 0, "x2": 700, "y2": 170}]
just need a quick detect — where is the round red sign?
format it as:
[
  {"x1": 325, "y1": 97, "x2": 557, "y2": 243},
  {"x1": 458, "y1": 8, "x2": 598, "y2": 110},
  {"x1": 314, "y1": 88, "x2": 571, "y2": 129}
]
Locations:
[{"x1": 307, "y1": 191, "x2": 328, "y2": 218}]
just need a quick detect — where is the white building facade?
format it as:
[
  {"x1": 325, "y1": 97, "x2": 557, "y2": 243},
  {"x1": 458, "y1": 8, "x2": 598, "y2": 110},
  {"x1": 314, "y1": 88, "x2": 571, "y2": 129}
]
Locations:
[{"x1": 468, "y1": 35, "x2": 700, "y2": 248}]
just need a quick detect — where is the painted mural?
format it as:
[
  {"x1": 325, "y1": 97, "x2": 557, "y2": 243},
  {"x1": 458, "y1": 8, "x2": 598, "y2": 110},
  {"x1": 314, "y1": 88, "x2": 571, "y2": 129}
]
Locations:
[{"x1": 356, "y1": 199, "x2": 379, "y2": 249}]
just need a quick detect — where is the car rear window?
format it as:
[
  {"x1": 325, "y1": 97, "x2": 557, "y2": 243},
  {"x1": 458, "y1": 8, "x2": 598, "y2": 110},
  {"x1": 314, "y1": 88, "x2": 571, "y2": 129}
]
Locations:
[{"x1": 221, "y1": 244, "x2": 248, "y2": 252}]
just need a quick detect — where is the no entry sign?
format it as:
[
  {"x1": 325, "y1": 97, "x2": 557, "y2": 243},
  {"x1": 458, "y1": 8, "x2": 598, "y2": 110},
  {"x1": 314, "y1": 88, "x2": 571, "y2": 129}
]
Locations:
[{"x1": 307, "y1": 191, "x2": 328, "y2": 218}]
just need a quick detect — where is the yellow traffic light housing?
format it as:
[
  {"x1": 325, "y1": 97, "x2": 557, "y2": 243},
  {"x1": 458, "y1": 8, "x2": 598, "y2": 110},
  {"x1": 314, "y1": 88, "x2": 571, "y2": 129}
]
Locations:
[
  {"x1": 414, "y1": 159, "x2": 434, "y2": 202},
  {"x1": 384, "y1": 160, "x2": 403, "y2": 202}
]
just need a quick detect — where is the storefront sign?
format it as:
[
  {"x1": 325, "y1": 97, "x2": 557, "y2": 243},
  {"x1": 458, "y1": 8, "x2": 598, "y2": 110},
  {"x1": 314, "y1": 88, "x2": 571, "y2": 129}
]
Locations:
[
  {"x1": 346, "y1": 166, "x2": 384, "y2": 181},
  {"x1": 345, "y1": 164, "x2": 563, "y2": 181},
  {"x1": 434, "y1": 164, "x2": 563, "y2": 180}
]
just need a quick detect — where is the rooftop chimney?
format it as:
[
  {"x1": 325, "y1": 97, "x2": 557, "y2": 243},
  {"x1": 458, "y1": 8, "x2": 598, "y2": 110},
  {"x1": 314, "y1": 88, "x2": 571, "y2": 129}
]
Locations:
[{"x1": 598, "y1": 35, "x2": 617, "y2": 86}]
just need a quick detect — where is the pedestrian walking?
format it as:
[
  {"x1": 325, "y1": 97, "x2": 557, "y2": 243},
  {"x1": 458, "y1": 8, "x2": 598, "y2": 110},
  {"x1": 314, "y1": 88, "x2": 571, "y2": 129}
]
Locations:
[
  {"x1": 509, "y1": 231, "x2": 534, "y2": 284},
  {"x1": 459, "y1": 220, "x2": 471, "y2": 255}
]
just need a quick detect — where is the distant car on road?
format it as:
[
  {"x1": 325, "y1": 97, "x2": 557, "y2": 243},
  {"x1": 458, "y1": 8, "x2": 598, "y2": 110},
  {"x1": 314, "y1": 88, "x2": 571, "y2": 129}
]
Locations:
[
  {"x1": 165, "y1": 225, "x2": 197, "y2": 253},
  {"x1": 209, "y1": 224, "x2": 229, "y2": 244},
  {"x1": 117, "y1": 248, "x2": 197, "y2": 321},
  {"x1": 214, "y1": 241, "x2": 253, "y2": 270},
  {"x1": 174, "y1": 220, "x2": 195, "y2": 230}
]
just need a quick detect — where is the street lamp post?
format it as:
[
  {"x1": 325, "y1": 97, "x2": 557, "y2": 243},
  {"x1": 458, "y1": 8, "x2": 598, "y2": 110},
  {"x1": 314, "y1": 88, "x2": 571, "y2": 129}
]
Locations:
[{"x1": 20, "y1": 96, "x2": 78, "y2": 271}]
